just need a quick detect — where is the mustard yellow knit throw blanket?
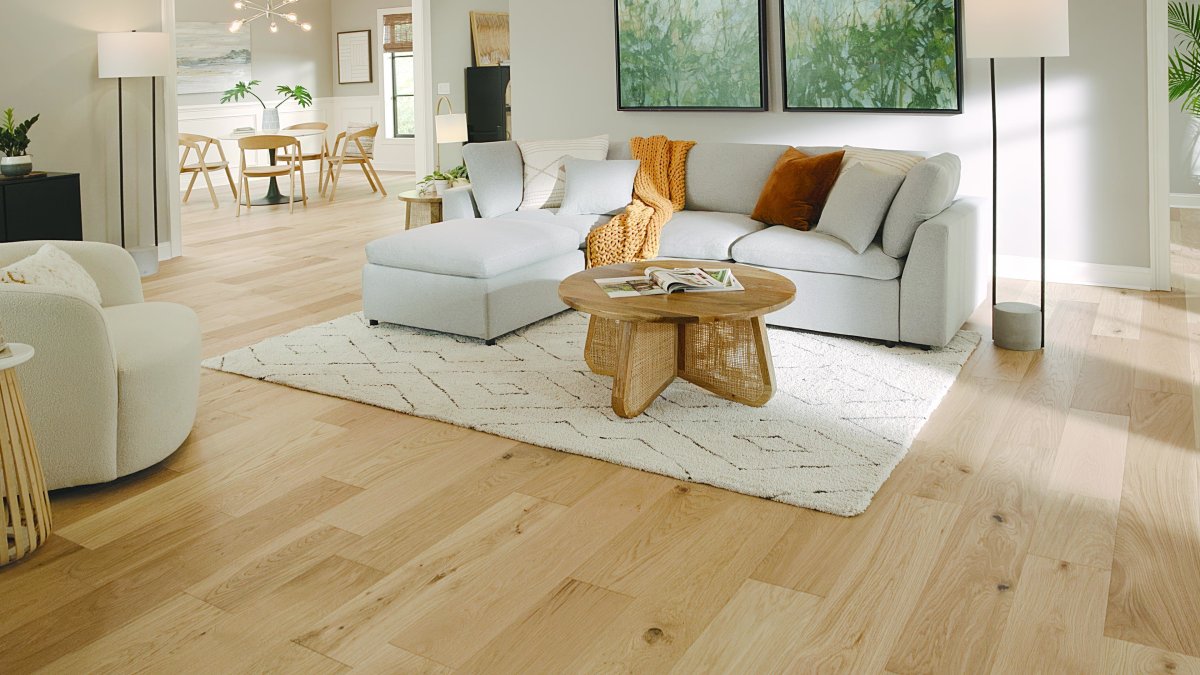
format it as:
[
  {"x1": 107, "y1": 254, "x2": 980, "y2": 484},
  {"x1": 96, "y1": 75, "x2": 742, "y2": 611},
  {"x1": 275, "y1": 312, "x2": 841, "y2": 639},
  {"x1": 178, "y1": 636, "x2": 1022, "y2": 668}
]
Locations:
[{"x1": 585, "y1": 135, "x2": 696, "y2": 268}]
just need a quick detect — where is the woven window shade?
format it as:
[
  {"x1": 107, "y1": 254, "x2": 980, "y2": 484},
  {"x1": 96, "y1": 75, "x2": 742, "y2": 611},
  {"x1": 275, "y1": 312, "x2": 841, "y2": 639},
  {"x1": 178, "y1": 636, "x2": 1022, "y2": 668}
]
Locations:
[{"x1": 384, "y1": 14, "x2": 413, "y2": 53}]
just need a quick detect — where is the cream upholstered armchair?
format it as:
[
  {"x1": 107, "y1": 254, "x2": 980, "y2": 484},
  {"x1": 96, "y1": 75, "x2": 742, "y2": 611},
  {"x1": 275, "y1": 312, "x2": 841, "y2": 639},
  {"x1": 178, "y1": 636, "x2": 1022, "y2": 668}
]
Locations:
[{"x1": 0, "y1": 241, "x2": 200, "y2": 489}]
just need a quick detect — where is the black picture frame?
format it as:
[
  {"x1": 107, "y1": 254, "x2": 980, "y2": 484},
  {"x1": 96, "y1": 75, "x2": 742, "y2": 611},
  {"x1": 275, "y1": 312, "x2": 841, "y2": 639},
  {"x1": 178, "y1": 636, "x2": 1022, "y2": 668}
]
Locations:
[
  {"x1": 779, "y1": 0, "x2": 964, "y2": 114},
  {"x1": 614, "y1": 0, "x2": 768, "y2": 112}
]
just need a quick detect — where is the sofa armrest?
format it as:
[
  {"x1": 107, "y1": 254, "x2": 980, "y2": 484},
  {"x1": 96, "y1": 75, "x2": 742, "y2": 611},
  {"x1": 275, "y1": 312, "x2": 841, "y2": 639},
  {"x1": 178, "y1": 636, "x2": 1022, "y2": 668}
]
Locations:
[
  {"x1": 0, "y1": 287, "x2": 120, "y2": 488},
  {"x1": 899, "y1": 197, "x2": 987, "y2": 347},
  {"x1": 0, "y1": 240, "x2": 144, "y2": 307},
  {"x1": 441, "y1": 186, "x2": 480, "y2": 221}
]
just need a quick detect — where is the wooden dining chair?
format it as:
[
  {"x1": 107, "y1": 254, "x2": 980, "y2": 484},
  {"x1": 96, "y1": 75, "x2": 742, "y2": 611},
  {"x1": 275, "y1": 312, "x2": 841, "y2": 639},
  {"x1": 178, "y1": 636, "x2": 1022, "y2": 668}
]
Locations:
[
  {"x1": 178, "y1": 133, "x2": 237, "y2": 208},
  {"x1": 236, "y1": 135, "x2": 307, "y2": 216},
  {"x1": 325, "y1": 124, "x2": 386, "y2": 202},
  {"x1": 276, "y1": 122, "x2": 330, "y2": 189}
]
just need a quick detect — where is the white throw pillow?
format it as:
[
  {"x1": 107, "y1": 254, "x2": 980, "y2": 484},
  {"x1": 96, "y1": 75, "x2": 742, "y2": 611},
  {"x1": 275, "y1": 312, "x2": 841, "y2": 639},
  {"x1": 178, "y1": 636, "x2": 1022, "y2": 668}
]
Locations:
[
  {"x1": 817, "y1": 164, "x2": 906, "y2": 254},
  {"x1": 559, "y1": 158, "x2": 640, "y2": 216},
  {"x1": 517, "y1": 135, "x2": 610, "y2": 211},
  {"x1": 840, "y1": 146, "x2": 922, "y2": 177},
  {"x1": 0, "y1": 244, "x2": 103, "y2": 305}
]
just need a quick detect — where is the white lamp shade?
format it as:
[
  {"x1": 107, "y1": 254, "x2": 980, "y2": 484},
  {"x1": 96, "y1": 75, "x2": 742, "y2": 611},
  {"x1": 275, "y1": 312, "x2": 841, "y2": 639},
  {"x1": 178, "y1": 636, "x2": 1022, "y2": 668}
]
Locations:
[
  {"x1": 965, "y1": 0, "x2": 1070, "y2": 59},
  {"x1": 435, "y1": 113, "x2": 468, "y2": 144},
  {"x1": 98, "y1": 32, "x2": 171, "y2": 79}
]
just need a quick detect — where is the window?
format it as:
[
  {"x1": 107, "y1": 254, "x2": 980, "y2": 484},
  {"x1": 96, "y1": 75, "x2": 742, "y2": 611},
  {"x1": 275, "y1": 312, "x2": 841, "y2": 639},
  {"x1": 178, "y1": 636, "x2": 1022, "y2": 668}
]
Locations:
[{"x1": 384, "y1": 13, "x2": 414, "y2": 138}]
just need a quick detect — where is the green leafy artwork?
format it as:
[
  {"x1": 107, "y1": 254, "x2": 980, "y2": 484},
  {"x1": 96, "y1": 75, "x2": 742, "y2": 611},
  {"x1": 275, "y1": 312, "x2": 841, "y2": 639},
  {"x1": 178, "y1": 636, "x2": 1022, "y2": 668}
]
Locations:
[
  {"x1": 783, "y1": 0, "x2": 960, "y2": 112},
  {"x1": 616, "y1": 0, "x2": 765, "y2": 110}
]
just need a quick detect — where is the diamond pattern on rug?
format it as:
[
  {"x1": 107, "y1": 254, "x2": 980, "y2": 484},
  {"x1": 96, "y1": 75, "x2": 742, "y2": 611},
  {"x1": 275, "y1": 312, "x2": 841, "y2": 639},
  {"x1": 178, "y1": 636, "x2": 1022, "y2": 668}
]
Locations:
[{"x1": 204, "y1": 311, "x2": 980, "y2": 516}]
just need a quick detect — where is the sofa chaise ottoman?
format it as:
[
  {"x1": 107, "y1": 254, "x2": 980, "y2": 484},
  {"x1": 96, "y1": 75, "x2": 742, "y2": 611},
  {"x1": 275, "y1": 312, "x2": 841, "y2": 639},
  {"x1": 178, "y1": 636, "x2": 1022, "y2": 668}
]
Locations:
[{"x1": 363, "y1": 217, "x2": 585, "y2": 343}]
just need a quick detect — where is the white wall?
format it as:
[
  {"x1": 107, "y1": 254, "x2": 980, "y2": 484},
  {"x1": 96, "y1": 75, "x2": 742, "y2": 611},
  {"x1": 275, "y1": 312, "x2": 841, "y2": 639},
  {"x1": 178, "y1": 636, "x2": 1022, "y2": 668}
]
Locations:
[
  {"x1": 0, "y1": 1, "x2": 167, "y2": 248},
  {"x1": 511, "y1": 0, "x2": 1152, "y2": 282},
  {"x1": 174, "y1": 0, "x2": 334, "y2": 106}
]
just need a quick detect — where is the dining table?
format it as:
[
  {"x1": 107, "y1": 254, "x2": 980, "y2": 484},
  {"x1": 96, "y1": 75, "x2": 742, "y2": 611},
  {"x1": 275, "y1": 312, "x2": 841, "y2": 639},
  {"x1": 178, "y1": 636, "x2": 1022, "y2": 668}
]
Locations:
[{"x1": 220, "y1": 127, "x2": 326, "y2": 206}]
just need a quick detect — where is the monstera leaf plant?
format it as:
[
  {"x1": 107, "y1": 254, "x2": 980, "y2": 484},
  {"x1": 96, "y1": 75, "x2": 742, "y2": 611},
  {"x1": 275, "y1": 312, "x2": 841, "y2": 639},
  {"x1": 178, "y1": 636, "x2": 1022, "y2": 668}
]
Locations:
[{"x1": 220, "y1": 80, "x2": 313, "y2": 109}]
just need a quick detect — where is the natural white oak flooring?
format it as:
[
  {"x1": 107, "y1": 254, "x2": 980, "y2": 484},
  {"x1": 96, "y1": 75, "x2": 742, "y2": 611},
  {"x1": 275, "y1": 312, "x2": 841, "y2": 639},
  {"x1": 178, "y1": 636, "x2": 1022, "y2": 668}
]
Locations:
[{"x1": 1, "y1": 182, "x2": 1198, "y2": 674}]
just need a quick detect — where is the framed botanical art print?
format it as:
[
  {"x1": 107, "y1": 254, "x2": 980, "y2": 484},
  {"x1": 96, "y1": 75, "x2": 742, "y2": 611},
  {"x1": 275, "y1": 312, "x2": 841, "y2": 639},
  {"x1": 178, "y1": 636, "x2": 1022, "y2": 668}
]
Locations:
[
  {"x1": 781, "y1": 0, "x2": 963, "y2": 113},
  {"x1": 615, "y1": 0, "x2": 768, "y2": 111}
]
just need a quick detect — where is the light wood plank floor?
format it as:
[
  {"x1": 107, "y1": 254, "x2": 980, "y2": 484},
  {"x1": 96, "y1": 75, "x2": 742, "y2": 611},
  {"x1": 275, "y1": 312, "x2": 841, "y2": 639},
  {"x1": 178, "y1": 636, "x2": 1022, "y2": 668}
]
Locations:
[{"x1": 2, "y1": 180, "x2": 1198, "y2": 674}]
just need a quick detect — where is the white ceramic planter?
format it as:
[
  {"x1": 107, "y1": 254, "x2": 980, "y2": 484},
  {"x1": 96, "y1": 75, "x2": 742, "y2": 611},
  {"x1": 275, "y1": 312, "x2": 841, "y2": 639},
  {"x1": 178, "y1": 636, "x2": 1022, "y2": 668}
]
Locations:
[
  {"x1": 0, "y1": 155, "x2": 32, "y2": 177},
  {"x1": 432, "y1": 179, "x2": 449, "y2": 195},
  {"x1": 261, "y1": 108, "x2": 280, "y2": 132}
]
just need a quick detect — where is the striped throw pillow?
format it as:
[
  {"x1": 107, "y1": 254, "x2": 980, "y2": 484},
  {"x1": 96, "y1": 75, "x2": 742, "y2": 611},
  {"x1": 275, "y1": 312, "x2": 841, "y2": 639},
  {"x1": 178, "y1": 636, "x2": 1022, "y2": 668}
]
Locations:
[
  {"x1": 839, "y1": 146, "x2": 923, "y2": 177},
  {"x1": 517, "y1": 135, "x2": 609, "y2": 210}
]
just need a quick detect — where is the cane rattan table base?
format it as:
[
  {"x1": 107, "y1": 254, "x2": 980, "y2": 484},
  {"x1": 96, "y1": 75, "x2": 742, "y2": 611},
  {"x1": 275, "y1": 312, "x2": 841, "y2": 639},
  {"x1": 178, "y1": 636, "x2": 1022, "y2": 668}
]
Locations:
[
  {"x1": 584, "y1": 315, "x2": 777, "y2": 418},
  {"x1": 1, "y1": 347, "x2": 53, "y2": 566}
]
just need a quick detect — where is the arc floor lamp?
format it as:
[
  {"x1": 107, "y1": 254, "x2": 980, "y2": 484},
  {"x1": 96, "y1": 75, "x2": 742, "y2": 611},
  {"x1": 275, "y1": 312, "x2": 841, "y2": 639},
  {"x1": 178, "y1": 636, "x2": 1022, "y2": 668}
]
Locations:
[
  {"x1": 966, "y1": 0, "x2": 1070, "y2": 351},
  {"x1": 98, "y1": 31, "x2": 171, "y2": 276}
]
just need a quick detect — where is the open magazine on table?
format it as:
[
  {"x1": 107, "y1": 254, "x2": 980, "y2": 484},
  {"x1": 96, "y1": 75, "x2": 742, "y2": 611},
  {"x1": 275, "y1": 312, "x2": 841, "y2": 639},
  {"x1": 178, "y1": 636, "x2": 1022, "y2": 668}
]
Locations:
[{"x1": 594, "y1": 267, "x2": 744, "y2": 298}]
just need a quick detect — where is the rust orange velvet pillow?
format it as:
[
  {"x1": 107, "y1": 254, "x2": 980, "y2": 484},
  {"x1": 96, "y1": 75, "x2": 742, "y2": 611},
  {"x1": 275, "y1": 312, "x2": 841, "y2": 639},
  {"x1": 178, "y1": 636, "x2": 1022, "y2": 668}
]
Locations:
[{"x1": 751, "y1": 148, "x2": 846, "y2": 230}]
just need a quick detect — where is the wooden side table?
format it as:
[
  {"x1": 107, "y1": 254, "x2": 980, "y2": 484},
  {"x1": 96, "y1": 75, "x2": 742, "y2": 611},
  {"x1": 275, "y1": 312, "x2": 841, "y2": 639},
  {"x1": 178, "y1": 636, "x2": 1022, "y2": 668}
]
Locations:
[
  {"x1": 0, "y1": 343, "x2": 53, "y2": 566},
  {"x1": 399, "y1": 190, "x2": 443, "y2": 229}
]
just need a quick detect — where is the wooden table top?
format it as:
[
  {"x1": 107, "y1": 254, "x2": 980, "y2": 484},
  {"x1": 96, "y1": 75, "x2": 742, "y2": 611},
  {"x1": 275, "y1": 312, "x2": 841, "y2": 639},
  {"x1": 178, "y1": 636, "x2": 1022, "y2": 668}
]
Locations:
[
  {"x1": 559, "y1": 260, "x2": 796, "y2": 324},
  {"x1": 398, "y1": 190, "x2": 443, "y2": 203}
]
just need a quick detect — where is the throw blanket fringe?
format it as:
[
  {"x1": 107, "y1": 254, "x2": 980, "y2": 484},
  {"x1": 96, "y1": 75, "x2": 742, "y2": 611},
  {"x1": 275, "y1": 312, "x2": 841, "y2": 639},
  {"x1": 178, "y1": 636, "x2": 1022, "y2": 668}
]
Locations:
[{"x1": 585, "y1": 135, "x2": 696, "y2": 268}]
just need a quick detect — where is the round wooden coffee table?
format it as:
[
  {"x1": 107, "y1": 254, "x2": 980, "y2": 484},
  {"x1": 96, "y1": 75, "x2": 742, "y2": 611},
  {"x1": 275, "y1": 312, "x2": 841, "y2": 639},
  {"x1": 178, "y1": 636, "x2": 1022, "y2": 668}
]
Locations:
[{"x1": 559, "y1": 261, "x2": 796, "y2": 418}]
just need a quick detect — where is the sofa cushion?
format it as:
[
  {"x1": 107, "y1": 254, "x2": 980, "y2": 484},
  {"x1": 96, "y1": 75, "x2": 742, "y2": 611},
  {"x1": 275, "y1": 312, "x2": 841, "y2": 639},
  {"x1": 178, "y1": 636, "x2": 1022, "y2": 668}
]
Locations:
[
  {"x1": 495, "y1": 209, "x2": 611, "y2": 245},
  {"x1": 658, "y1": 211, "x2": 766, "y2": 261},
  {"x1": 559, "y1": 158, "x2": 640, "y2": 216},
  {"x1": 816, "y1": 164, "x2": 906, "y2": 254},
  {"x1": 367, "y1": 218, "x2": 580, "y2": 279},
  {"x1": 883, "y1": 153, "x2": 961, "y2": 258},
  {"x1": 751, "y1": 149, "x2": 845, "y2": 231},
  {"x1": 462, "y1": 141, "x2": 525, "y2": 218},
  {"x1": 517, "y1": 135, "x2": 610, "y2": 211},
  {"x1": 685, "y1": 143, "x2": 790, "y2": 215},
  {"x1": 732, "y1": 226, "x2": 904, "y2": 281},
  {"x1": 839, "y1": 146, "x2": 924, "y2": 177}
]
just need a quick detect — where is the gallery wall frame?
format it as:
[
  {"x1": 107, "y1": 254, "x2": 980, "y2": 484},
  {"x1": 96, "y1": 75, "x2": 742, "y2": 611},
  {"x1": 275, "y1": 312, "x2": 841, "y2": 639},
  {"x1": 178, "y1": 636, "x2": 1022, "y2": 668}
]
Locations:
[
  {"x1": 613, "y1": 0, "x2": 769, "y2": 112},
  {"x1": 338, "y1": 30, "x2": 374, "y2": 85},
  {"x1": 779, "y1": 0, "x2": 964, "y2": 114}
]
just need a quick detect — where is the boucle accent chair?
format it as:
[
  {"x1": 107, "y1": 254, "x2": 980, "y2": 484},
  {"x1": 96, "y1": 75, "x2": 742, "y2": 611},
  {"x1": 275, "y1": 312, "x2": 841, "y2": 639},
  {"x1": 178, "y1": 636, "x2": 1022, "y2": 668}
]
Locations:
[{"x1": 0, "y1": 241, "x2": 201, "y2": 489}]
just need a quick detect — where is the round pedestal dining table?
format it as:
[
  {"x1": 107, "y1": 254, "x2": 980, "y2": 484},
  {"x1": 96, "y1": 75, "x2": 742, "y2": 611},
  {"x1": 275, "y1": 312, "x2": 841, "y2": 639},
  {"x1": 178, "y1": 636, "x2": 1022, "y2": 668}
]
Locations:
[{"x1": 220, "y1": 128, "x2": 325, "y2": 206}]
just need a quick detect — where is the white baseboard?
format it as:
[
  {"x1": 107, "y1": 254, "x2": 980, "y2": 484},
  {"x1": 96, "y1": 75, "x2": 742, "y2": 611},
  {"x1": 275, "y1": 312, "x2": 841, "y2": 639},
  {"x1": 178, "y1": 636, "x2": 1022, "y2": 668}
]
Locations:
[
  {"x1": 1170, "y1": 192, "x2": 1200, "y2": 209},
  {"x1": 996, "y1": 255, "x2": 1153, "y2": 291}
]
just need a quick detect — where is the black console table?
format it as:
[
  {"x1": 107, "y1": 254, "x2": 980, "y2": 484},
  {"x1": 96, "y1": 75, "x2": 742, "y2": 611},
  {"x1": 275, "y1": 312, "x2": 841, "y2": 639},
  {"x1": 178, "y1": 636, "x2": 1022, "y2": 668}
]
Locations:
[{"x1": 0, "y1": 172, "x2": 83, "y2": 243}]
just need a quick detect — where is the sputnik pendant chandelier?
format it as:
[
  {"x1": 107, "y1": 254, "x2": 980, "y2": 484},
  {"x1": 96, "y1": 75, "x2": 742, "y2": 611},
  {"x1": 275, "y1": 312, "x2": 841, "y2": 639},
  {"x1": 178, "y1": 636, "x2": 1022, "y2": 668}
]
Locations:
[{"x1": 229, "y1": 0, "x2": 312, "y2": 34}]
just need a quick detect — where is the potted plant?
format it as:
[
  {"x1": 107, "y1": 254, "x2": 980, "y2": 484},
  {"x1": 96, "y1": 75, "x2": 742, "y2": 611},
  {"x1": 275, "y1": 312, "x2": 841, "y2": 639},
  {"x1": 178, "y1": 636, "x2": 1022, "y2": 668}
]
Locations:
[
  {"x1": 0, "y1": 108, "x2": 39, "y2": 177},
  {"x1": 220, "y1": 81, "x2": 313, "y2": 132},
  {"x1": 447, "y1": 163, "x2": 470, "y2": 187},
  {"x1": 1171, "y1": 4, "x2": 1200, "y2": 117},
  {"x1": 420, "y1": 169, "x2": 454, "y2": 195}
]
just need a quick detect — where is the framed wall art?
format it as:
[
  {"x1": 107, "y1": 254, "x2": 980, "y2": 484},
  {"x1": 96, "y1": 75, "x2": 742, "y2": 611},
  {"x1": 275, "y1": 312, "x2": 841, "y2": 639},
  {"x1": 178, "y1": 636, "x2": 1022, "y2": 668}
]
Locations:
[
  {"x1": 338, "y1": 30, "x2": 373, "y2": 85},
  {"x1": 614, "y1": 0, "x2": 768, "y2": 111},
  {"x1": 781, "y1": 0, "x2": 963, "y2": 113},
  {"x1": 176, "y1": 22, "x2": 252, "y2": 95},
  {"x1": 470, "y1": 11, "x2": 510, "y2": 66}
]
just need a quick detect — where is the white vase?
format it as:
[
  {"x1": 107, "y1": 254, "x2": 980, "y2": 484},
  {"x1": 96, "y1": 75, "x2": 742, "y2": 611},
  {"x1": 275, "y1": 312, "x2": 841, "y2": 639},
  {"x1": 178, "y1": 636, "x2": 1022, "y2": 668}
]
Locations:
[
  {"x1": 432, "y1": 179, "x2": 449, "y2": 195},
  {"x1": 0, "y1": 155, "x2": 33, "y2": 177},
  {"x1": 261, "y1": 108, "x2": 280, "y2": 132}
]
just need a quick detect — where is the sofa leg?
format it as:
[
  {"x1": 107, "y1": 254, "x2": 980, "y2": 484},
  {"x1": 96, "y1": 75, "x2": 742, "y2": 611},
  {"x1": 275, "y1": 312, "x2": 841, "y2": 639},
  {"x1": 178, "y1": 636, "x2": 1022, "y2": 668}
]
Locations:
[
  {"x1": 884, "y1": 341, "x2": 898, "y2": 349},
  {"x1": 368, "y1": 319, "x2": 379, "y2": 327},
  {"x1": 485, "y1": 338, "x2": 497, "y2": 346}
]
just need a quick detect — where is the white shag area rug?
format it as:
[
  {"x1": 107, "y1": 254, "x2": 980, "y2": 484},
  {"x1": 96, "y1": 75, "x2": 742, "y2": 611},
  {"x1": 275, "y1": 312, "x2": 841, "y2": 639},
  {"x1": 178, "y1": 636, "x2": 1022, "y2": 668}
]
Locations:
[{"x1": 204, "y1": 312, "x2": 979, "y2": 516}]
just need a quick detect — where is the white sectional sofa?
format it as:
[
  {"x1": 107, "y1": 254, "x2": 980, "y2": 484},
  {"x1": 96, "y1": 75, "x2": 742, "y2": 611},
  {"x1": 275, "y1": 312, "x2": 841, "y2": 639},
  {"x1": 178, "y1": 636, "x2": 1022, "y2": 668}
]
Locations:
[{"x1": 362, "y1": 141, "x2": 986, "y2": 347}]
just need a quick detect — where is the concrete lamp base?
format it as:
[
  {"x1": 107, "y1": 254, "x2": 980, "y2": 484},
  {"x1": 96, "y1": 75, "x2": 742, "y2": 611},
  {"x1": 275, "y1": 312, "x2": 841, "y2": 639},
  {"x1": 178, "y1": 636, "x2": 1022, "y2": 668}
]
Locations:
[{"x1": 993, "y1": 302, "x2": 1043, "y2": 351}]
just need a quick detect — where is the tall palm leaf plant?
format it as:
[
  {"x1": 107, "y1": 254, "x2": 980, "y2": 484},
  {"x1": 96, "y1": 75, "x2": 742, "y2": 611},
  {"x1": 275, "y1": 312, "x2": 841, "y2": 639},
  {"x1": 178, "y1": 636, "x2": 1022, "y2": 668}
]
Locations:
[{"x1": 1169, "y1": 2, "x2": 1200, "y2": 115}]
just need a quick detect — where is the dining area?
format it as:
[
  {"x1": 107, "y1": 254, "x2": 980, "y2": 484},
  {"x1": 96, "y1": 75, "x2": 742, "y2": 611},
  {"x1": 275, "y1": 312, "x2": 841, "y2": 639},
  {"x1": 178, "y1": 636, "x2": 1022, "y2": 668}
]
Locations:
[{"x1": 177, "y1": 122, "x2": 389, "y2": 216}]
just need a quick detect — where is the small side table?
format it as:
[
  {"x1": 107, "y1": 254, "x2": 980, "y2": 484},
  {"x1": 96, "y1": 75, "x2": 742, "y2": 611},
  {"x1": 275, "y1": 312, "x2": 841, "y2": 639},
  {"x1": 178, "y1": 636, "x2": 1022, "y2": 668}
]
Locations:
[
  {"x1": 0, "y1": 343, "x2": 52, "y2": 566},
  {"x1": 399, "y1": 190, "x2": 443, "y2": 229}
]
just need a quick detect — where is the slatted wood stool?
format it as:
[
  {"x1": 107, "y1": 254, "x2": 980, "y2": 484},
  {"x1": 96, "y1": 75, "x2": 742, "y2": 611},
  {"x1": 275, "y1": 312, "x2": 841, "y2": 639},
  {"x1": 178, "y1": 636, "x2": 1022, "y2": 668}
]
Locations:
[
  {"x1": 0, "y1": 343, "x2": 52, "y2": 566},
  {"x1": 559, "y1": 261, "x2": 796, "y2": 418}
]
